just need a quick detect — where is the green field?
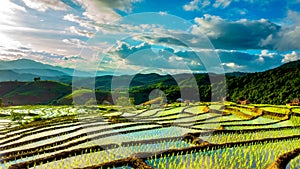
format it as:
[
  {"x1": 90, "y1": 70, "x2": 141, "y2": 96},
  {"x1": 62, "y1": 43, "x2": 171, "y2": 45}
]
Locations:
[{"x1": 1, "y1": 104, "x2": 300, "y2": 169}]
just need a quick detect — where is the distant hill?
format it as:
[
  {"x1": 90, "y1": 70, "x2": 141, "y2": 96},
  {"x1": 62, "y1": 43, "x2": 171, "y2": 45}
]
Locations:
[
  {"x1": 0, "y1": 59, "x2": 92, "y2": 79},
  {"x1": 12, "y1": 69, "x2": 68, "y2": 77},
  {"x1": 0, "y1": 81, "x2": 25, "y2": 96},
  {"x1": 0, "y1": 70, "x2": 73, "y2": 83},
  {"x1": 1, "y1": 81, "x2": 71, "y2": 105},
  {"x1": 0, "y1": 81, "x2": 111, "y2": 106},
  {"x1": 0, "y1": 70, "x2": 38, "y2": 81}
]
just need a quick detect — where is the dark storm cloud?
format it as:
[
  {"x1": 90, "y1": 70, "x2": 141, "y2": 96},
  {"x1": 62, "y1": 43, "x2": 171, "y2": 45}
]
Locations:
[{"x1": 193, "y1": 15, "x2": 281, "y2": 49}]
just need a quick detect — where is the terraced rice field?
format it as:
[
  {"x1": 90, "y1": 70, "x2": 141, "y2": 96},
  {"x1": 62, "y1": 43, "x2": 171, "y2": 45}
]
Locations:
[{"x1": 1, "y1": 103, "x2": 300, "y2": 169}]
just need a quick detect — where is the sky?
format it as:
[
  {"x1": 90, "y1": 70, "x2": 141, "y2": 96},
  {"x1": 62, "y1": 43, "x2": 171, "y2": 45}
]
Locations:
[{"x1": 0, "y1": 0, "x2": 300, "y2": 74}]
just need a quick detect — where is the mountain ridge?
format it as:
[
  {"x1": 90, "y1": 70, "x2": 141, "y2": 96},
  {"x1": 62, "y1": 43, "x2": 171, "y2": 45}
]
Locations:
[{"x1": 0, "y1": 59, "x2": 299, "y2": 105}]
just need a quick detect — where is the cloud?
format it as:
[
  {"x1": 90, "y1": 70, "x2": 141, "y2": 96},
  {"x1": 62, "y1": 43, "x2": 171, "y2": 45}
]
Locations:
[
  {"x1": 271, "y1": 10, "x2": 300, "y2": 50},
  {"x1": 113, "y1": 41, "x2": 152, "y2": 59},
  {"x1": 0, "y1": 45, "x2": 81, "y2": 67},
  {"x1": 73, "y1": 0, "x2": 141, "y2": 24},
  {"x1": 110, "y1": 39, "x2": 288, "y2": 73},
  {"x1": 78, "y1": 0, "x2": 142, "y2": 13},
  {"x1": 138, "y1": 35, "x2": 189, "y2": 48},
  {"x1": 20, "y1": 0, "x2": 68, "y2": 12},
  {"x1": 0, "y1": 0, "x2": 26, "y2": 14},
  {"x1": 62, "y1": 38, "x2": 87, "y2": 48},
  {"x1": 183, "y1": 0, "x2": 233, "y2": 11},
  {"x1": 183, "y1": 0, "x2": 211, "y2": 11},
  {"x1": 192, "y1": 14, "x2": 280, "y2": 49},
  {"x1": 81, "y1": 37, "x2": 293, "y2": 73},
  {"x1": 256, "y1": 49, "x2": 277, "y2": 62},
  {"x1": 66, "y1": 26, "x2": 93, "y2": 38},
  {"x1": 213, "y1": 0, "x2": 232, "y2": 9},
  {"x1": 63, "y1": 14, "x2": 95, "y2": 30},
  {"x1": 0, "y1": 0, "x2": 109, "y2": 71},
  {"x1": 190, "y1": 11, "x2": 300, "y2": 51},
  {"x1": 0, "y1": 1, "x2": 26, "y2": 26},
  {"x1": 216, "y1": 50, "x2": 283, "y2": 72},
  {"x1": 110, "y1": 41, "x2": 205, "y2": 71},
  {"x1": 282, "y1": 51, "x2": 300, "y2": 63},
  {"x1": 158, "y1": 11, "x2": 168, "y2": 15},
  {"x1": 221, "y1": 62, "x2": 243, "y2": 69}
]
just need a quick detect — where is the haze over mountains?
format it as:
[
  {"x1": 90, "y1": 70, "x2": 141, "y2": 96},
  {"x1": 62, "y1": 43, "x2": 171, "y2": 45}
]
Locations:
[
  {"x1": 0, "y1": 59, "x2": 248, "y2": 83},
  {"x1": 0, "y1": 59, "x2": 99, "y2": 82}
]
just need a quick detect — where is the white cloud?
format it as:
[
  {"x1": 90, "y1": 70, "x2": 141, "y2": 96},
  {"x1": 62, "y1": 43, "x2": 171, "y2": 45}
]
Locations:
[
  {"x1": 159, "y1": 11, "x2": 168, "y2": 16},
  {"x1": 20, "y1": 0, "x2": 68, "y2": 12},
  {"x1": 183, "y1": 0, "x2": 211, "y2": 11},
  {"x1": 190, "y1": 60, "x2": 201, "y2": 66},
  {"x1": 282, "y1": 51, "x2": 300, "y2": 63},
  {"x1": 62, "y1": 38, "x2": 87, "y2": 48},
  {"x1": 67, "y1": 26, "x2": 93, "y2": 38},
  {"x1": 0, "y1": 0, "x2": 26, "y2": 14},
  {"x1": 213, "y1": 0, "x2": 232, "y2": 9},
  {"x1": 261, "y1": 10, "x2": 300, "y2": 50},
  {"x1": 183, "y1": 0, "x2": 233, "y2": 11},
  {"x1": 257, "y1": 49, "x2": 277, "y2": 62},
  {"x1": 0, "y1": 0, "x2": 26, "y2": 25},
  {"x1": 73, "y1": 0, "x2": 141, "y2": 24},
  {"x1": 63, "y1": 14, "x2": 95, "y2": 30},
  {"x1": 221, "y1": 62, "x2": 244, "y2": 69},
  {"x1": 168, "y1": 55, "x2": 183, "y2": 62},
  {"x1": 259, "y1": 50, "x2": 276, "y2": 57},
  {"x1": 193, "y1": 14, "x2": 223, "y2": 37},
  {"x1": 183, "y1": 0, "x2": 200, "y2": 11},
  {"x1": 0, "y1": 0, "x2": 144, "y2": 71},
  {"x1": 0, "y1": 31, "x2": 23, "y2": 49}
]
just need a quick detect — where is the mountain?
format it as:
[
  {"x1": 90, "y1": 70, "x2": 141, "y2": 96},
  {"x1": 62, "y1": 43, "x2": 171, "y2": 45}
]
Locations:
[
  {"x1": 0, "y1": 59, "x2": 299, "y2": 106},
  {"x1": 0, "y1": 59, "x2": 92, "y2": 78},
  {"x1": 0, "y1": 59, "x2": 251, "y2": 84},
  {"x1": 12, "y1": 69, "x2": 68, "y2": 77},
  {"x1": 0, "y1": 70, "x2": 73, "y2": 83},
  {"x1": 226, "y1": 60, "x2": 300, "y2": 104},
  {"x1": 0, "y1": 70, "x2": 38, "y2": 81}
]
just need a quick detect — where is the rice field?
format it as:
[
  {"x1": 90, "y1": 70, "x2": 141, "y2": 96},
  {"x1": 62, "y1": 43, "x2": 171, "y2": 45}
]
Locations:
[{"x1": 1, "y1": 104, "x2": 300, "y2": 169}]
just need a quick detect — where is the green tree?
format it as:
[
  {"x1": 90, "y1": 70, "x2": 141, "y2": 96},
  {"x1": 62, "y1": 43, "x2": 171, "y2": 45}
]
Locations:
[{"x1": 0, "y1": 98, "x2": 2, "y2": 107}]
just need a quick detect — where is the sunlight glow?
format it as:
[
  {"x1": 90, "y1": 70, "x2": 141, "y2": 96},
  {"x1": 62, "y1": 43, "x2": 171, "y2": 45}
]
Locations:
[{"x1": 0, "y1": 1, "x2": 26, "y2": 49}]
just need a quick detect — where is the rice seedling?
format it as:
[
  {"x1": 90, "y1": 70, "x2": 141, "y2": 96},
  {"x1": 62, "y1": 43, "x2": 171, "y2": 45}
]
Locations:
[
  {"x1": 146, "y1": 138, "x2": 300, "y2": 169},
  {"x1": 1, "y1": 104, "x2": 300, "y2": 169}
]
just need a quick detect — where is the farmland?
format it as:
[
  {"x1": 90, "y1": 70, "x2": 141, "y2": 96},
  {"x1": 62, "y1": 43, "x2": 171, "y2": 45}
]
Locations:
[{"x1": 1, "y1": 103, "x2": 300, "y2": 169}]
